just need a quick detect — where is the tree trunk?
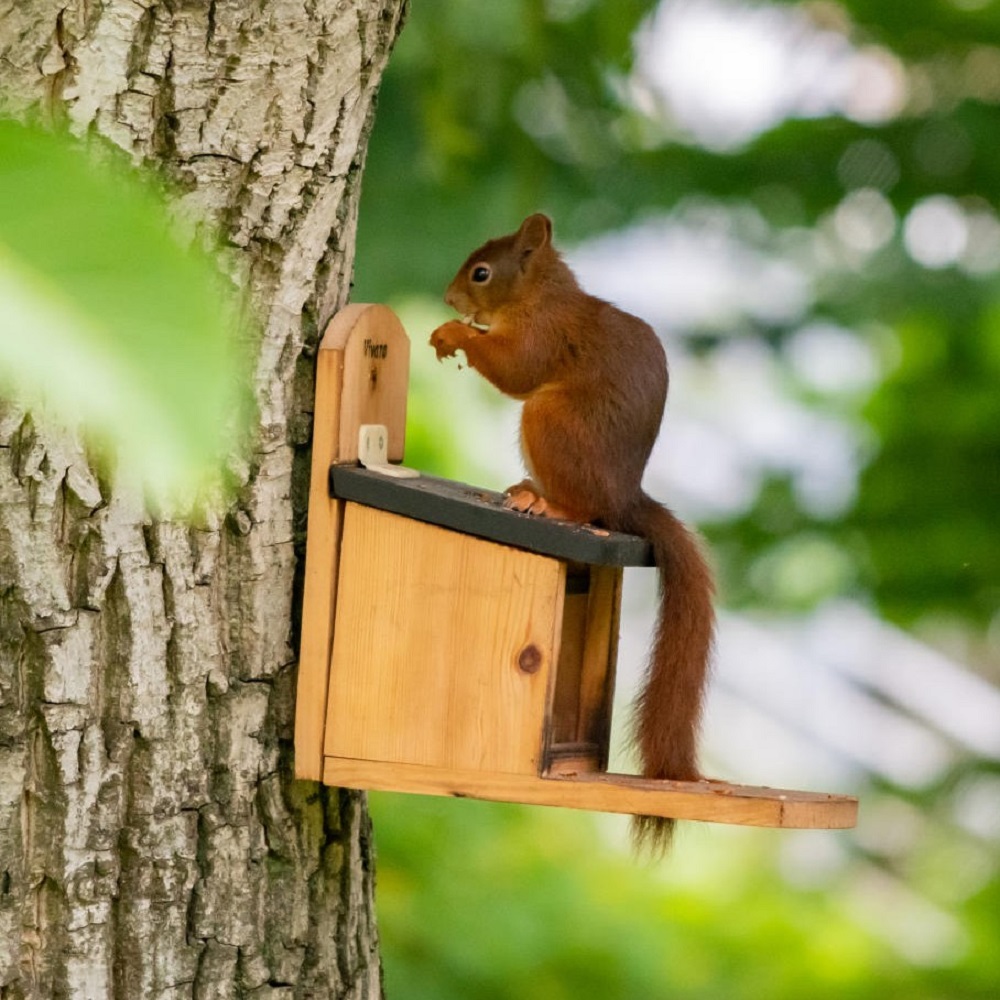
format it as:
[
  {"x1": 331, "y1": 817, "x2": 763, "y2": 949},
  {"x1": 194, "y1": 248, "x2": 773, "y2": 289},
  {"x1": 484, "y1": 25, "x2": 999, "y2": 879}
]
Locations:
[{"x1": 0, "y1": 1, "x2": 407, "y2": 996}]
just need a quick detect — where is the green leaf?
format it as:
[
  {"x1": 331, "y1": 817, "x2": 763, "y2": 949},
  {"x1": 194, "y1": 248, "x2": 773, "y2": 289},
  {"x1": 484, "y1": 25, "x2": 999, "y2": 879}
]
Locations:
[{"x1": 0, "y1": 119, "x2": 247, "y2": 503}]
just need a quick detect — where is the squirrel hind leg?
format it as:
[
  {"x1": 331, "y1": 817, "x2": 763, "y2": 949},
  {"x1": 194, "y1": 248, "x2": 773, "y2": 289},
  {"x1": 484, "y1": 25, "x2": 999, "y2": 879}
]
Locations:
[
  {"x1": 503, "y1": 481, "x2": 542, "y2": 512},
  {"x1": 503, "y1": 482, "x2": 575, "y2": 520}
]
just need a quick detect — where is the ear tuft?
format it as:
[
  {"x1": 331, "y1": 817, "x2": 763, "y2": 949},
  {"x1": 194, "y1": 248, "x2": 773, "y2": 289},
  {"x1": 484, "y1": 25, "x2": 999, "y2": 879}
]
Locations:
[{"x1": 516, "y1": 213, "x2": 552, "y2": 254}]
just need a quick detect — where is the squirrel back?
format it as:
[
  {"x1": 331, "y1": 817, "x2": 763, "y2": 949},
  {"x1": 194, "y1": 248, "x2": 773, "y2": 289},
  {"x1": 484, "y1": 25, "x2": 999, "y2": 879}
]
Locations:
[{"x1": 430, "y1": 214, "x2": 716, "y2": 853}]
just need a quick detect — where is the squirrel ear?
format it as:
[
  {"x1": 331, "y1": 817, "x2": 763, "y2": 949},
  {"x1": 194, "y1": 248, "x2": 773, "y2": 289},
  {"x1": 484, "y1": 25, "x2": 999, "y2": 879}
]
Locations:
[{"x1": 516, "y1": 213, "x2": 552, "y2": 256}]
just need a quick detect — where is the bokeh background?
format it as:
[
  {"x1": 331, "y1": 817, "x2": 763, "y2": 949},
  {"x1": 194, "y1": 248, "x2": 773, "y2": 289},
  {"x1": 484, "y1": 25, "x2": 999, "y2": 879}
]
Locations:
[{"x1": 351, "y1": 1, "x2": 1000, "y2": 997}]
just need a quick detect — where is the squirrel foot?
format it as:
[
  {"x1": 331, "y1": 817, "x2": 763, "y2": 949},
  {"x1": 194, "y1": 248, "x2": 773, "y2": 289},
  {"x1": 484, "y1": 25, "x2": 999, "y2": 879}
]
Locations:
[{"x1": 503, "y1": 481, "x2": 572, "y2": 519}]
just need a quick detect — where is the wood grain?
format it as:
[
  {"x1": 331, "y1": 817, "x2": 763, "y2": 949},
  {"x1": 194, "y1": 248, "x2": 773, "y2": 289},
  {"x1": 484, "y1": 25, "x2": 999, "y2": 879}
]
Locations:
[
  {"x1": 295, "y1": 304, "x2": 410, "y2": 780},
  {"x1": 576, "y1": 565, "x2": 621, "y2": 749},
  {"x1": 545, "y1": 564, "x2": 621, "y2": 770},
  {"x1": 324, "y1": 504, "x2": 565, "y2": 774},
  {"x1": 324, "y1": 757, "x2": 859, "y2": 829}
]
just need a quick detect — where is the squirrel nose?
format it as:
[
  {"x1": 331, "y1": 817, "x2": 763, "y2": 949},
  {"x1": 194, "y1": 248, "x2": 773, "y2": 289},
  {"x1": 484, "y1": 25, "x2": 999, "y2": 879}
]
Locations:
[{"x1": 444, "y1": 287, "x2": 457, "y2": 309}]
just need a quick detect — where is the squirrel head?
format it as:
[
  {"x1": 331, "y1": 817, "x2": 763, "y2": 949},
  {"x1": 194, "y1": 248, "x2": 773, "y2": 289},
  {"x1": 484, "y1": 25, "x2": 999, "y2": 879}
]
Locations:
[{"x1": 444, "y1": 213, "x2": 557, "y2": 328}]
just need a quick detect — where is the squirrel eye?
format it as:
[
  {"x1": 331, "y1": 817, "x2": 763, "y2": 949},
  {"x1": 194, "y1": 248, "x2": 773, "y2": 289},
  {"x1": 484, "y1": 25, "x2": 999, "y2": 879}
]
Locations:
[{"x1": 471, "y1": 264, "x2": 491, "y2": 283}]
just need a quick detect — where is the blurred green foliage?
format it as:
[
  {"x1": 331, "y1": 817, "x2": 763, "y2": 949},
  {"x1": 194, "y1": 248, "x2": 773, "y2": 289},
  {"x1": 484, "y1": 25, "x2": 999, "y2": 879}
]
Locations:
[
  {"x1": 356, "y1": 0, "x2": 1000, "y2": 635},
  {"x1": 369, "y1": 790, "x2": 1000, "y2": 1000},
  {"x1": 0, "y1": 119, "x2": 247, "y2": 503},
  {"x1": 14, "y1": 4, "x2": 999, "y2": 996},
  {"x1": 354, "y1": 2, "x2": 1000, "y2": 998}
]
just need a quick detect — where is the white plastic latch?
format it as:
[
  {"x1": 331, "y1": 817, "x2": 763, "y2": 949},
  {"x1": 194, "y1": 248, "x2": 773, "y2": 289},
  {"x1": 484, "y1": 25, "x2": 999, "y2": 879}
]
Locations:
[{"x1": 358, "y1": 425, "x2": 420, "y2": 478}]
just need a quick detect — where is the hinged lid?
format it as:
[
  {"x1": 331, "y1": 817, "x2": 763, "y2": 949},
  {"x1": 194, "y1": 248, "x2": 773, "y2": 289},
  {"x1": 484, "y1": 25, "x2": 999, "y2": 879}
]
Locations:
[{"x1": 330, "y1": 465, "x2": 656, "y2": 567}]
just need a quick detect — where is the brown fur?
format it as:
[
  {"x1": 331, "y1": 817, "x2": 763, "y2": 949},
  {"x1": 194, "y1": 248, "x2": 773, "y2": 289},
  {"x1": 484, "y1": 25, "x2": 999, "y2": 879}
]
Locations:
[{"x1": 430, "y1": 214, "x2": 715, "y2": 853}]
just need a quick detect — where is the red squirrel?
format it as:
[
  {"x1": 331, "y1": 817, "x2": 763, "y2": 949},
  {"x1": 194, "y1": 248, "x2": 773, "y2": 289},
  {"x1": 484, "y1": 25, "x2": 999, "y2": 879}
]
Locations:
[{"x1": 429, "y1": 213, "x2": 715, "y2": 850}]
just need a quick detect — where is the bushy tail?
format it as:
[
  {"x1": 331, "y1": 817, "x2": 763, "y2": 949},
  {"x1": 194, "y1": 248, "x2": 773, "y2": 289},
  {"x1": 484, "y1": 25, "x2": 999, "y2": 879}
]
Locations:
[{"x1": 623, "y1": 494, "x2": 715, "y2": 855}]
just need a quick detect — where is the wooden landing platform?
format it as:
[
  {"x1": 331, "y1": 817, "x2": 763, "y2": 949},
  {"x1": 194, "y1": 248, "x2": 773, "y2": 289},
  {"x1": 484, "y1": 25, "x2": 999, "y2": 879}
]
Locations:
[{"x1": 325, "y1": 758, "x2": 859, "y2": 830}]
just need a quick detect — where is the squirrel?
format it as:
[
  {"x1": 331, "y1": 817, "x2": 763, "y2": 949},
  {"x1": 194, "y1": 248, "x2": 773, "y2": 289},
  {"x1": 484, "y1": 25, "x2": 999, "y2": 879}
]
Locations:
[{"x1": 429, "y1": 213, "x2": 716, "y2": 851}]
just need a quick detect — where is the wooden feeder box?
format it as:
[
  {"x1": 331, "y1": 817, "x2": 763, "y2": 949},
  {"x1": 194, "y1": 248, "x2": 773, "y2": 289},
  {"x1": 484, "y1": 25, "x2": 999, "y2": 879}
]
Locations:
[{"x1": 295, "y1": 304, "x2": 858, "y2": 831}]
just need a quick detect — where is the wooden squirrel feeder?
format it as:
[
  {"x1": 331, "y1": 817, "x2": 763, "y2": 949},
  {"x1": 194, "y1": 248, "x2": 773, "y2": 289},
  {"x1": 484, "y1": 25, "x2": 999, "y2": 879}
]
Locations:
[{"x1": 295, "y1": 304, "x2": 858, "y2": 831}]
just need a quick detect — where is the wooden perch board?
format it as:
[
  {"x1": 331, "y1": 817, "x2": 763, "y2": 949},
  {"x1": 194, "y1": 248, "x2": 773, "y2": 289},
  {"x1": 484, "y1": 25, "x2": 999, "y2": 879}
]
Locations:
[{"x1": 324, "y1": 758, "x2": 859, "y2": 829}]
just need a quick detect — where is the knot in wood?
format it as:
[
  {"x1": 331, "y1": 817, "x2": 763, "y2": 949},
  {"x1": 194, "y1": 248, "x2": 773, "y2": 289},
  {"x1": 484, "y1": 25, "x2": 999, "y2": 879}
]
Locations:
[{"x1": 517, "y1": 644, "x2": 542, "y2": 674}]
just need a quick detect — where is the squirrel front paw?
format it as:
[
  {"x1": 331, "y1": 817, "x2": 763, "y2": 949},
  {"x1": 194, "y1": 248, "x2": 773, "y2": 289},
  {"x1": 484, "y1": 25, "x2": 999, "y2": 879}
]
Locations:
[{"x1": 429, "y1": 320, "x2": 470, "y2": 360}]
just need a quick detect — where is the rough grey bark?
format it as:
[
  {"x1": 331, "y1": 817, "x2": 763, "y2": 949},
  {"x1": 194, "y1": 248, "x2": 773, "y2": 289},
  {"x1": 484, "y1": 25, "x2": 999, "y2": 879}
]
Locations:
[{"x1": 0, "y1": 1, "x2": 407, "y2": 996}]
